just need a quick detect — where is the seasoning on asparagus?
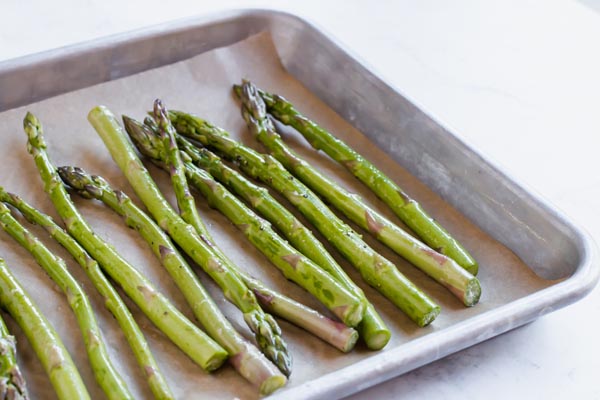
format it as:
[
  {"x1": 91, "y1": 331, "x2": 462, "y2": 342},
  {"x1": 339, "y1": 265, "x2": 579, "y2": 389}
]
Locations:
[
  {"x1": 169, "y1": 110, "x2": 440, "y2": 327},
  {"x1": 0, "y1": 189, "x2": 174, "y2": 400},
  {"x1": 235, "y1": 81, "x2": 481, "y2": 307},
  {"x1": 23, "y1": 111, "x2": 228, "y2": 372},
  {"x1": 90, "y1": 107, "x2": 288, "y2": 393},
  {"x1": 58, "y1": 167, "x2": 357, "y2": 356},
  {"x1": 256, "y1": 85, "x2": 478, "y2": 275},
  {"x1": 0, "y1": 313, "x2": 28, "y2": 400},
  {"x1": 0, "y1": 257, "x2": 90, "y2": 400},
  {"x1": 151, "y1": 101, "x2": 364, "y2": 327},
  {"x1": 136, "y1": 116, "x2": 371, "y2": 348},
  {"x1": 58, "y1": 166, "x2": 287, "y2": 394},
  {"x1": 0, "y1": 202, "x2": 133, "y2": 399},
  {"x1": 177, "y1": 134, "x2": 390, "y2": 350},
  {"x1": 152, "y1": 99, "x2": 293, "y2": 375}
]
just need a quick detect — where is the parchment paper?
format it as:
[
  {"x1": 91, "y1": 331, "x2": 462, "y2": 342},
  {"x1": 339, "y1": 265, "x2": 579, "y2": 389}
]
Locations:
[{"x1": 0, "y1": 33, "x2": 556, "y2": 399}]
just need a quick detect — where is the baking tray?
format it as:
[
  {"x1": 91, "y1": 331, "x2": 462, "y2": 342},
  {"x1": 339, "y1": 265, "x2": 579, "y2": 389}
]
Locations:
[{"x1": 0, "y1": 9, "x2": 598, "y2": 400}]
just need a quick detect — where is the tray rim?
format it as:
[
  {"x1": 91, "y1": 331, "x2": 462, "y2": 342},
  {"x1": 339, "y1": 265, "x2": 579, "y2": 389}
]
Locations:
[{"x1": 0, "y1": 8, "x2": 598, "y2": 399}]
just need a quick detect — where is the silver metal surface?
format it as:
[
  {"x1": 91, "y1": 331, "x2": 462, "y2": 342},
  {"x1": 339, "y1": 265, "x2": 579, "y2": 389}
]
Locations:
[{"x1": 0, "y1": 9, "x2": 597, "y2": 399}]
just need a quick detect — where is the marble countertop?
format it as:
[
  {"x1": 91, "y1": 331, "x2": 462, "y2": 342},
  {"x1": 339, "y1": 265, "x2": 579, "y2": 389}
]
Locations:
[{"x1": 2, "y1": 1, "x2": 599, "y2": 398}]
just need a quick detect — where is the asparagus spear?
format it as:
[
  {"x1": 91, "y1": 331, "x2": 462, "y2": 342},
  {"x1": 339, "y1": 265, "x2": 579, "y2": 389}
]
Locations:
[
  {"x1": 151, "y1": 101, "x2": 363, "y2": 328},
  {"x1": 61, "y1": 166, "x2": 356, "y2": 355},
  {"x1": 137, "y1": 117, "x2": 380, "y2": 349},
  {"x1": 0, "y1": 189, "x2": 174, "y2": 400},
  {"x1": 89, "y1": 107, "x2": 287, "y2": 389},
  {"x1": 23, "y1": 112, "x2": 228, "y2": 372},
  {"x1": 235, "y1": 82, "x2": 481, "y2": 307},
  {"x1": 256, "y1": 86, "x2": 478, "y2": 275},
  {"x1": 0, "y1": 257, "x2": 90, "y2": 400},
  {"x1": 152, "y1": 101, "x2": 291, "y2": 374},
  {"x1": 58, "y1": 167, "x2": 287, "y2": 394},
  {"x1": 241, "y1": 274, "x2": 358, "y2": 353},
  {"x1": 169, "y1": 111, "x2": 440, "y2": 327},
  {"x1": 0, "y1": 202, "x2": 133, "y2": 399},
  {"x1": 176, "y1": 136, "x2": 390, "y2": 350},
  {"x1": 0, "y1": 314, "x2": 28, "y2": 400}
]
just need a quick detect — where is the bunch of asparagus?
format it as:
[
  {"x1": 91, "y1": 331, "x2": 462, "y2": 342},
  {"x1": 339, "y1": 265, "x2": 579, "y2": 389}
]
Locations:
[{"x1": 0, "y1": 77, "x2": 481, "y2": 398}]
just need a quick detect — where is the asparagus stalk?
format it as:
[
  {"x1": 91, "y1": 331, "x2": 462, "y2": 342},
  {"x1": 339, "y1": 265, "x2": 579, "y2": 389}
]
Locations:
[
  {"x1": 58, "y1": 166, "x2": 286, "y2": 394},
  {"x1": 138, "y1": 118, "x2": 378, "y2": 351},
  {"x1": 176, "y1": 136, "x2": 390, "y2": 350},
  {"x1": 152, "y1": 100, "x2": 212, "y2": 242},
  {"x1": 61, "y1": 166, "x2": 356, "y2": 355},
  {"x1": 136, "y1": 119, "x2": 361, "y2": 352},
  {"x1": 0, "y1": 257, "x2": 90, "y2": 400},
  {"x1": 151, "y1": 101, "x2": 363, "y2": 327},
  {"x1": 89, "y1": 107, "x2": 287, "y2": 391},
  {"x1": 169, "y1": 111, "x2": 440, "y2": 327},
  {"x1": 155, "y1": 99, "x2": 299, "y2": 373},
  {"x1": 235, "y1": 82, "x2": 481, "y2": 307},
  {"x1": 0, "y1": 314, "x2": 28, "y2": 400},
  {"x1": 23, "y1": 112, "x2": 228, "y2": 372},
  {"x1": 242, "y1": 274, "x2": 358, "y2": 353},
  {"x1": 257, "y1": 87, "x2": 478, "y2": 275},
  {"x1": 0, "y1": 202, "x2": 133, "y2": 399},
  {"x1": 0, "y1": 189, "x2": 174, "y2": 400}
]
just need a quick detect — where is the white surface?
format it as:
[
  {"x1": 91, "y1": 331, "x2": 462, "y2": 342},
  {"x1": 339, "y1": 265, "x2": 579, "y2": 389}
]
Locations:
[{"x1": 2, "y1": 0, "x2": 599, "y2": 399}]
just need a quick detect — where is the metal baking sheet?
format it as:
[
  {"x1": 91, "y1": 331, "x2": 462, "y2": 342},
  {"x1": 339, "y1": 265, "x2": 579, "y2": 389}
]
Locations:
[{"x1": 0, "y1": 9, "x2": 597, "y2": 400}]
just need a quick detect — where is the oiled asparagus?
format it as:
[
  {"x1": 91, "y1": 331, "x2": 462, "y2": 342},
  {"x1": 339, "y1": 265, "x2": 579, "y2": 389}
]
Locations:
[
  {"x1": 0, "y1": 202, "x2": 133, "y2": 399},
  {"x1": 169, "y1": 110, "x2": 440, "y2": 327},
  {"x1": 176, "y1": 136, "x2": 390, "y2": 350},
  {"x1": 0, "y1": 189, "x2": 173, "y2": 400},
  {"x1": 235, "y1": 81, "x2": 481, "y2": 307},
  {"x1": 153, "y1": 100, "x2": 291, "y2": 375},
  {"x1": 58, "y1": 166, "x2": 287, "y2": 394},
  {"x1": 0, "y1": 257, "x2": 90, "y2": 400},
  {"x1": 90, "y1": 107, "x2": 289, "y2": 394},
  {"x1": 0, "y1": 313, "x2": 28, "y2": 399},
  {"x1": 23, "y1": 111, "x2": 228, "y2": 372},
  {"x1": 149, "y1": 103, "x2": 363, "y2": 329},
  {"x1": 257, "y1": 86, "x2": 478, "y2": 275},
  {"x1": 134, "y1": 117, "x2": 378, "y2": 348}
]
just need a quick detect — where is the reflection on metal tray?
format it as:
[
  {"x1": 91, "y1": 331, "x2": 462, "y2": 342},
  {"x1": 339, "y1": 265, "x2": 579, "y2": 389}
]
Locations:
[{"x1": 0, "y1": 9, "x2": 597, "y2": 400}]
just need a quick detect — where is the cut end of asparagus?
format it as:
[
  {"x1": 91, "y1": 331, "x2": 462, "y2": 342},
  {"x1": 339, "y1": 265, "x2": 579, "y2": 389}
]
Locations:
[
  {"x1": 336, "y1": 302, "x2": 365, "y2": 328},
  {"x1": 203, "y1": 351, "x2": 229, "y2": 373},
  {"x1": 365, "y1": 332, "x2": 391, "y2": 351},
  {"x1": 417, "y1": 306, "x2": 441, "y2": 328},
  {"x1": 259, "y1": 374, "x2": 288, "y2": 396},
  {"x1": 362, "y1": 330, "x2": 391, "y2": 351},
  {"x1": 340, "y1": 330, "x2": 360, "y2": 353},
  {"x1": 463, "y1": 278, "x2": 482, "y2": 307}
]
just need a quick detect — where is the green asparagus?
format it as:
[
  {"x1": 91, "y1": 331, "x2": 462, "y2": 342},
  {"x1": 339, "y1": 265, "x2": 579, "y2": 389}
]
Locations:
[
  {"x1": 235, "y1": 82, "x2": 481, "y2": 307},
  {"x1": 0, "y1": 202, "x2": 133, "y2": 399},
  {"x1": 151, "y1": 101, "x2": 363, "y2": 329},
  {"x1": 0, "y1": 313, "x2": 28, "y2": 399},
  {"x1": 256, "y1": 86, "x2": 478, "y2": 275},
  {"x1": 242, "y1": 274, "x2": 358, "y2": 353},
  {"x1": 137, "y1": 117, "x2": 362, "y2": 351},
  {"x1": 62, "y1": 166, "x2": 357, "y2": 356},
  {"x1": 23, "y1": 112, "x2": 228, "y2": 372},
  {"x1": 0, "y1": 257, "x2": 90, "y2": 400},
  {"x1": 90, "y1": 107, "x2": 287, "y2": 390},
  {"x1": 0, "y1": 189, "x2": 174, "y2": 400},
  {"x1": 169, "y1": 110, "x2": 440, "y2": 327},
  {"x1": 58, "y1": 166, "x2": 286, "y2": 394},
  {"x1": 137, "y1": 113, "x2": 382, "y2": 350},
  {"x1": 176, "y1": 135, "x2": 390, "y2": 350},
  {"x1": 156, "y1": 99, "x2": 291, "y2": 374}
]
